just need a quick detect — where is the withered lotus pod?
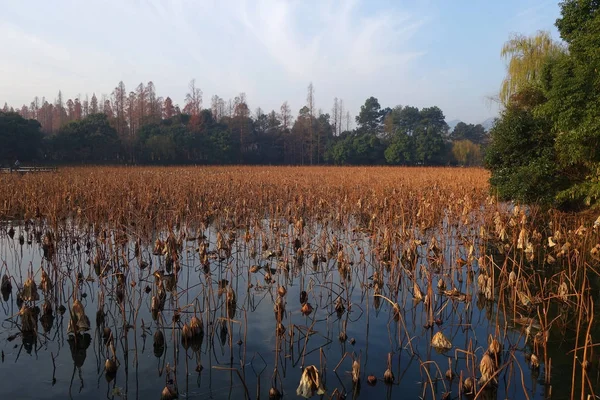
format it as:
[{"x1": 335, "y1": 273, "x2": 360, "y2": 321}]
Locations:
[
  {"x1": 103, "y1": 327, "x2": 112, "y2": 345},
  {"x1": 72, "y1": 299, "x2": 85, "y2": 320},
  {"x1": 335, "y1": 297, "x2": 345, "y2": 315},
  {"x1": 189, "y1": 316, "x2": 203, "y2": 337},
  {"x1": 367, "y1": 375, "x2": 377, "y2": 386},
  {"x1": 269, "y1": 386, "x2": 281, "y2": 399},
  {"x1": 488, "y1": 334, "x2": 501, "y2": 356},
  {"x1": 153, "y1": 239, "x2": 164, "y2": 256},
  {"x1": 352, "y1": 360, "x2": 360, "y2": 384},
  {"x1": 74, "y1": 314, "x2": 90, "y2": 333},
  {"x1": 479, "y1": 353, "x2": 496, "y2": 385},
  {"x1": 274, "y1": 297, "x2": 285, "y2": 322},
  {"x1": 431, "y1": 331, "x2": 452, "y2": 351},
  {"x1": 462, "y1": 376, "x2": 474, "y2": 394},
  {"x1": 437, "y1": 279, "x2": 446, "y2": 291},
  {"x1": 40, "y1": 269, "x2": 52, "y2": 293},
  {"x1": 22, "y1": 278, "x2": 39, "y2": 302},
  {"x1": 530, "y1": 354, "x2": 539, "y2": 369},
  {"x1": 105, "y1": 358, "x2": 118, "y2": 382},
  {"x1": 20, "y1": 305, "x2": 38, "y2": 334},
  {"x1": 249, "y1": 265, "x2": 260, "y2": 273},
  {"x1": 301, "y1": 302, "x2": 313, "y2": 316},
  {"x1": 277, "y1": 286, "x2": 287, "y2": 297},
  {"x1": 383, "y1": 353, "x2": 394, "y2": 384},
  {"x1": 296, "y1": 365, "x2": 326, "y2": 398},
  {"x1": 181, "y1": 323, "x2": 192, "y2": 348},
  {"x1": 383, "y1": 367, "x2": 394, "y2": 384},
  {"x1": 264, "y1": 271, "x2": 272, "y2": 284},
  {"x1": 413, "y1": 281, "x2": 423, "y2": 302},
  {"x1": 160, "y1": 385, "x2": 178, "y2": 400}
]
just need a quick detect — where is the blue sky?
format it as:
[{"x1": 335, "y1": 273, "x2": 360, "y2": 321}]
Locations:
[{"x1": 0, "y1": 0, "x2": 561, "y2": 124}]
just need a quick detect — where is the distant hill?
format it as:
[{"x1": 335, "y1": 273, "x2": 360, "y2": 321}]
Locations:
[
  {"x1": 447, "y1": 119, "x2": 462, "y2": 131},
  {"x1": 480, "y1": 117, "x2": 496, "y2": 131},
  {"x1": 445, "y1": 117, "x2": 497, "y2": 132}
]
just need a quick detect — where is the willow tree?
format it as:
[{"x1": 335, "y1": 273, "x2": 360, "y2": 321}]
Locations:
[{"x1": 499, "y1": 31, "x2": 565, "y2": 105}]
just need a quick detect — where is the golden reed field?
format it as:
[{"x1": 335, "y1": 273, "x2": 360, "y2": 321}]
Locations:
[
  {"x1": 0, "y1": 166, "x2": 490, "y2": 230},
  {"x1": 0, "y1": 166, "x2": 598, "y2": 400}
]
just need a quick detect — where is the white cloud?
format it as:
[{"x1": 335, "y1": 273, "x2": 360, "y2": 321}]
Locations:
[
  {"x1": 0, "y1": 21, "x2": 118, "y2": 104},
  {"x1": 0, "y1": 0, "x2": 505, "y2": 122}
]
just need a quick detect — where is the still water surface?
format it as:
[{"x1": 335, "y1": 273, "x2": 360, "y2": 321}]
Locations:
[{"x1": 0, "y1": 221, "x2": 584, "y2": 399}]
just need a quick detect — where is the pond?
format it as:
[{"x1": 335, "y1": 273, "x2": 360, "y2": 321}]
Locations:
[
  {"x1": 0, "y1": 218, "x2": 594, "y2": 400},
  {"x1": 0, "y1": 167, "x2": 597, "y2": 400}
]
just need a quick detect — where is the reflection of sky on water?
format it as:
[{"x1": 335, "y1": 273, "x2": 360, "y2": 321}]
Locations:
[{"x1": 0, "y1": 223, "x2": 588, "y2": 399}]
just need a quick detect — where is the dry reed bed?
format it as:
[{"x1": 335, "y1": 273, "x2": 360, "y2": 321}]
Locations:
[
  {"x1": 0, "y1": 166, "x2": 489, "y2": 232},
  {"x1": 0, "y1": 166, "x2": 598, "y2": 400}
]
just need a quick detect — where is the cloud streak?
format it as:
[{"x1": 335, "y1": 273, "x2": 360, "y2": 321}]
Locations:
[{"x1": 0, "y1": 0, "x2": 560, "y2": 123}]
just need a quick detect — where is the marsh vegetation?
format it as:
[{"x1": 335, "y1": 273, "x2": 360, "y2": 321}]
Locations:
[{"x1": 0, "y1": 166, "x2": 598, "y2": 399}]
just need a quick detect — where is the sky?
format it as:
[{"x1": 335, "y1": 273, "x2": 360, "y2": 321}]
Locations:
[{"x1": 0, "y1": 0, "x2": 562, "y2": 125}]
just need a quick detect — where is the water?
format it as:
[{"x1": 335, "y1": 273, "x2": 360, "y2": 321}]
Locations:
[{"x1": 0, "y1": 219, "x2": 593, "y2": 400}]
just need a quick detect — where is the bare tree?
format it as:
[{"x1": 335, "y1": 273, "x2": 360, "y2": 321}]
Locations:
[
  {"x1": 89, "y1": 93, "x2": 98, "y2": 114},
  {"x1": 345, "y1": 110, "x2": 351, "y2": 132},
  {"x1": 332, "y1": 97, "x2": 339, "y2": 137},
  {"x1": 146, "y1": 81, "x2": 159, "y2": 123},
  {"x1": 306, "y1": 82, "x2": 315, "y2": 164},
  {"x1": 136, "y1": 82, "x2": 146, "y2": 127},
  {"x1": 66, "y1": 98, "x2": 74, "y2": 121},
  {"x1": 338, "y1": 99, "x2": 345, "y2": 135},
  {"x1": 211, "y1": 95, "x2": 225, "y2": 121},
  {"x1": 280, "y1": 101, "x2": 292, "y2": 131},
  {"x1": 74, "y1": 97, "x2": 82, "y2": 120},
  {"x1": 127, "y1": 91, "x2": 137, "y2": 137},
  {"x1": 184, "y1": 79, "x2": 202, "y2": 116},
  {"x1": 163, "y1": 97, "x2": 175, "y2": 119},
  {"x1": 112, "y1": 81, "x2": 127, "y2": 136}
]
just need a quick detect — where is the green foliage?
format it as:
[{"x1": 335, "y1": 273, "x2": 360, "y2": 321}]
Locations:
[
  {"x1": 326, "y1": 135, "x2": 353, "y2": 165},
  {"x1": 556, "y1": 0, "x2": 600, "y2": 43},
  {"x1": 326, "y1": 132, "x2": 385, "y2": 165},
  {"x1": 415, "y1": 126, "x2": 447, "y2": 165},
  {"x1": 6, "y1": 94, "x2": 467, "y2": 167},
  {"x1": 451, "y1": 140, "x2": 482, "y2": 166},
  {"x1": 383, "y1": 105, "x2": 449, "y2": 165},
  {"x1": 355, "y1": 97, "x2": 384, "y2": 134},
  {"x1": 137, "y1": 113, "x2": 235, "y2": 164},
  {"x1": 51, "y1": 113, "x2": 120, "y2": 163},
  {"x1": 384, "y1": 134, "x2": 415, "y2": 165},
  {"x1": 485, "y1": 104, "x2": 565, "y2": 205},
  {"x1": 0, "y1": 112, "x2": 43, "y2": 163},
  {"x1": 499, "y1": 31, "x2": 565, "y2": 105},
  {"x1": 450, "y1": 122, "x2": 487, "y2": 145},
  {"x1": 488, "y1": 4, "x2": 600, "y2": 209}
]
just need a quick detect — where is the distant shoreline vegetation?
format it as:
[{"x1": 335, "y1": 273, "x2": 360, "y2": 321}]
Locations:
[{"x1": 1, "y1": 87, "x2": 489, "y2": 168}]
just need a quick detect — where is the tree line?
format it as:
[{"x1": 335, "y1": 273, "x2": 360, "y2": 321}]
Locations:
[
  {"x1": 2, "y1": 81, "x2": 488, "y2": 166},
  {"x1": 486, "y1": 0, "x2": 600, "y2": 209}
]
